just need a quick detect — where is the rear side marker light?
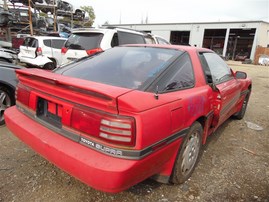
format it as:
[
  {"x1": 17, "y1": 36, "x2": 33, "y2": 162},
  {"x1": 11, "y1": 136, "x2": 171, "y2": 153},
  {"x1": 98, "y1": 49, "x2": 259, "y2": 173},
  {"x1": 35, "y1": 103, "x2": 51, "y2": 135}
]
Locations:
[
  {"x1": 86, "y1": 48, "x2": 103, "y2": 55},
  {"x1": 36, "y1": 47, "x2": 42, "y2": 56},
  {"x1": 61, "y1": 47, "x2": 68, "y2": 54}
]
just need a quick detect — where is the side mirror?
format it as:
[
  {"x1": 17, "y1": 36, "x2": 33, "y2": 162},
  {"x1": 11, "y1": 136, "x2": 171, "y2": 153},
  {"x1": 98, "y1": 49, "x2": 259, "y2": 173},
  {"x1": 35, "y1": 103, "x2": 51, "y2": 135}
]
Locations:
[{"x1": 235, "y1": 71, "x2": 247, "y2": 79}]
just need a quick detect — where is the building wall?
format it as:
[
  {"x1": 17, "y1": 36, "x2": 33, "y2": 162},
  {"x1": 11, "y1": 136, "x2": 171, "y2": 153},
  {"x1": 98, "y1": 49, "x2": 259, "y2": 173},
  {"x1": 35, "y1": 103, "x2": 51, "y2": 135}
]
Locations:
[
  {"x1": 111, "y1": 21, "x2": 269, "y2": 60},
  {"x1": 256, "y1": 22, "x2": 269, "y2": 47}
]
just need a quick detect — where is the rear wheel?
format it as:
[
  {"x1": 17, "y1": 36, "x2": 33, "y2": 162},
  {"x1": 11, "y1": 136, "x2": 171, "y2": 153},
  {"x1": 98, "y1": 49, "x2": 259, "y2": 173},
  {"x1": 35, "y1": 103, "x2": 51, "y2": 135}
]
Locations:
[
  {"x1": 44, "y1": 62, "x2": 56, "y2": 70},
  {"x1": 0, "y1": 86, "x2": 14, "y2": 126},
  {"x1": 171, "y1": 122, "x2": 203, "y2": 184}
]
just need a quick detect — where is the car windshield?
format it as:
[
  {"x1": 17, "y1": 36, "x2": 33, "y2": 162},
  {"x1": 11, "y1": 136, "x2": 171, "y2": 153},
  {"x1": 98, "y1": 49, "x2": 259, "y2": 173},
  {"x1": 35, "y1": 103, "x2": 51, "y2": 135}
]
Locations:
[
  {"x1": 55, "y1": 46, "x2": 182, "y2": 89},
  {"x1": 64, "y1": 32, "x2": 104, "y2": 50}
]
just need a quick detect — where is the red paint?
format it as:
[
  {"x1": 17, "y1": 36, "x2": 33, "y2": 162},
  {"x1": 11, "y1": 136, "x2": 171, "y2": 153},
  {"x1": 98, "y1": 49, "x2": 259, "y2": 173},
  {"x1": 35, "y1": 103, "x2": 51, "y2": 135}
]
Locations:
[{"x1": 5, "y1": 45, "x2": 252, "y2": 193}]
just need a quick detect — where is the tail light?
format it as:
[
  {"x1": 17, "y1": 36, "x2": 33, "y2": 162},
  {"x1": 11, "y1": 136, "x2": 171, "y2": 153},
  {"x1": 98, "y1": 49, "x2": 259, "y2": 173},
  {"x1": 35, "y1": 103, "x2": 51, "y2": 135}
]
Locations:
[
  {"x1": 61, "y1": 47, "x2": 68, "y2": 54},
  {"x1": 16, "y1": 83, "x2": 31, "y2": 107},
  {"x1": 71, "y1": 107, "x2": 136, "y2": 147},
  {"x1": 86, "y1": 48, "x2": 103, "y2": 56},
  {"x1": 36, "y1": 47, "x2": 42, "y2": 56}
]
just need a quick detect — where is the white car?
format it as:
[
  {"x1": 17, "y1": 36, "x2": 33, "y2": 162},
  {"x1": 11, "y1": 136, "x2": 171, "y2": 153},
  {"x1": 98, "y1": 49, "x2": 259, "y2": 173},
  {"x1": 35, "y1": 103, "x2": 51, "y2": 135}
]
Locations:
[
  {"x1": 61, "y1": 27, "x2": 147, "y2": 65},
  {"x1": 258, "y1": 54, "x2": 269, "y2": 66},
  {"x1": 144, "y1": 33, "x2": 170, "y2": 45},
  {"x1": 18, "y1": 36, "x2": 66, "y2": 69}
]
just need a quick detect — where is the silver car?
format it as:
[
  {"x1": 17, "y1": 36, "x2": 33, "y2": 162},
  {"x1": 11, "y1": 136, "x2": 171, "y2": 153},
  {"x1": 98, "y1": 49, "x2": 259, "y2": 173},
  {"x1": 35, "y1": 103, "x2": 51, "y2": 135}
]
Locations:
[
  {"x1": 0, "y1": 62, "x2": 23, "y2": 126},
  {"x1": 0, "y1": 47, "x2": 18, "y2": 64}
]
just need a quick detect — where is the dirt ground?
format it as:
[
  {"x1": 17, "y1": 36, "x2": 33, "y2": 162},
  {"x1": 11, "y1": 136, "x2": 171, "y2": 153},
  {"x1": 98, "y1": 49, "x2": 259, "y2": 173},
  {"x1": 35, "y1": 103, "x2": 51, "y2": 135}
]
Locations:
[{"x1": 0, "y1": 61, "x2": 268, "y2": 202}]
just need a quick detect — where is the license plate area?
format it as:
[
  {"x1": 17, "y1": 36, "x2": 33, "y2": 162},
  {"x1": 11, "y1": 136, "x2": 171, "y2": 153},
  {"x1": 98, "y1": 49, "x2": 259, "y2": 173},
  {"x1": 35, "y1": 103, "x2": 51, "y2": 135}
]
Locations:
[{"x1": 36, "y1": 97, "x2": 62, "y2": 128}]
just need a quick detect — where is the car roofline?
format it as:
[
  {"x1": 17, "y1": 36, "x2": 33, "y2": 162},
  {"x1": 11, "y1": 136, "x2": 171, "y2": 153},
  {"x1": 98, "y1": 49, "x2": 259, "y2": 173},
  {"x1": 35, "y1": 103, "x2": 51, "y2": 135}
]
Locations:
[
  {"x1": 71, "y1": 27, "x2": 145, "y2": 36},
  {"x1": 120, "y1": 44, "x2": 213, "y2": 52},
  {"x1": 24, "y1": 36, "x2": 67, "y2": 40}
]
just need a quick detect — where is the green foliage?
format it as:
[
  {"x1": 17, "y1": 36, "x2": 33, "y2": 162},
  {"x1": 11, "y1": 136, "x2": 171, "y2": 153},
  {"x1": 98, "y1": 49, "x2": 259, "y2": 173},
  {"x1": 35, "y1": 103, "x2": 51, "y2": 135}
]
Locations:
[{"x1": 80, "y1": 6, "x2": 95, "y2": 26}]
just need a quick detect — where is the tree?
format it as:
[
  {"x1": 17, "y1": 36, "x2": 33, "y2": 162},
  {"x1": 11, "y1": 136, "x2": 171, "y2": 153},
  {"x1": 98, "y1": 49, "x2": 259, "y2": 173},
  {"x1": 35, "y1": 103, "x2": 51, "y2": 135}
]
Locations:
[{"x1": 80, "y1": 6, "x2": 95, "y2": 27}]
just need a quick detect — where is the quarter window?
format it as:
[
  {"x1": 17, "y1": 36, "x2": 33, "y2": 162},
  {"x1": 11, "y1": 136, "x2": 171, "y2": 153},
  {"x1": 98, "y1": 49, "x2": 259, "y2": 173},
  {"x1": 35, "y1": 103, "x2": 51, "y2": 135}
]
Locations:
[
  {"x1": 158, "y1": 53, "x2": 195, "y2": 92},
  {"x1": 43, "y1": 39, "x2": 52, "y2": 47},
  {"x1": 51, "y1": 39, "x2": 66, "y2": 49}
]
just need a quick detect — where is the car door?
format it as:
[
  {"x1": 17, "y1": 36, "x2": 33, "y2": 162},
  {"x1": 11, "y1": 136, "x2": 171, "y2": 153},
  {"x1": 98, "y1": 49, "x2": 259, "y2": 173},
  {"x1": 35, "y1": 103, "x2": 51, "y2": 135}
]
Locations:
[
  {"x1": 43, "y1": 39, "x2": 53, "y2": 58},
  {"x1": 199, "y1": 52, "x2": 241, "y2": 126},
  {"x1": 19, "y1": 37, "x2": 38, "y2": 59},
  {"x1": 50, "y1": 39, "x2": 66, "y2": 65}
]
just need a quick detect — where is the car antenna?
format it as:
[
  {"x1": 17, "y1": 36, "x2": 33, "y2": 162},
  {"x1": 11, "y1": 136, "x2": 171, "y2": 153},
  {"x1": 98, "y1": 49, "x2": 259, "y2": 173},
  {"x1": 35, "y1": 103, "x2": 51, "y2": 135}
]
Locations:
[{"x1": 154, "y1": 86, "x2": 159, "y2": 100}]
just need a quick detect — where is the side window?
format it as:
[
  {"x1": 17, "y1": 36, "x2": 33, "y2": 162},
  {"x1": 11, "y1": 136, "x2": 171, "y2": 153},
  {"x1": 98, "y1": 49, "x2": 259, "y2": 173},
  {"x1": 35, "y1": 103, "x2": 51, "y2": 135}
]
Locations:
[
  {"x1": 159, "y1": 53, "x2": 195, "y2": 92},
  {"x1": 43, "y1": 39, "x2": 52, "y2": 47},
  {"x1": 156, "y1": 37, "x2": 169, "y2": 45},
  {"x1": 111, "y1": 33, "x2": 119, "y2": 47},
  {"x1": 51, "y1": 39, "x2": 66, "y2": 49},
  {"x1": 202, "y1": 52, "x2": 232, "y2": 83},
  {"x1": 118, "y1": 31, "x2": 145, "y2": 45}
]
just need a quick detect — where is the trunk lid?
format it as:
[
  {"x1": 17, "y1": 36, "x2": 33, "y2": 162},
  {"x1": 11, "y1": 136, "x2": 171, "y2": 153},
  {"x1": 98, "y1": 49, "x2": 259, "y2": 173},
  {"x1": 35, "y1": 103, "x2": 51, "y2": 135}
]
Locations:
[{"x1": 16, "y1": 68, "x2": 133, "y2": 114}]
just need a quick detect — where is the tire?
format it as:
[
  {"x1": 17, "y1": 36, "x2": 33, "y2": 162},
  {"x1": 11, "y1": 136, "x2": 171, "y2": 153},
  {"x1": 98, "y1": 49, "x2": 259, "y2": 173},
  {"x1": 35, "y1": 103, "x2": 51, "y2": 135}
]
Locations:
[
  {"x1": 171, "y1": 122, "x2": 203, "y2": 184},
  {"x1": 234, "y1": 92, "x2": 250, "y2": 120},
  {"x1": 0, "y1": 86, "x2": 15, "y2": 126},
  {"x1": 43, "y1": 62, "x2": 56, "y2": 70}
]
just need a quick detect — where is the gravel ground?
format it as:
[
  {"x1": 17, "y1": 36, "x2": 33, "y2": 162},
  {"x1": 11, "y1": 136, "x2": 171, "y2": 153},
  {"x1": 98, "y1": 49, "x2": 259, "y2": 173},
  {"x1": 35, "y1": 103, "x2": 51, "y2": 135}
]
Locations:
[{"x1": 0, "y1": 61, "x2": 268, "y2": 202}]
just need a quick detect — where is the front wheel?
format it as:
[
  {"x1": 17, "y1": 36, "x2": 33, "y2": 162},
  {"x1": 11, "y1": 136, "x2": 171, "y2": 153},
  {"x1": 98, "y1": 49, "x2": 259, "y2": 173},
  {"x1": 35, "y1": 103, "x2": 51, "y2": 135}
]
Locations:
[
  {"x1": 170, "y1": 122, "x2": 203, "y2": 184},
  {"x1": 0, "y1": 86, "x2": 15, "y2": 126},
  {"x1": 234, "y1": 92, "x2": 250, "y2": 120}
]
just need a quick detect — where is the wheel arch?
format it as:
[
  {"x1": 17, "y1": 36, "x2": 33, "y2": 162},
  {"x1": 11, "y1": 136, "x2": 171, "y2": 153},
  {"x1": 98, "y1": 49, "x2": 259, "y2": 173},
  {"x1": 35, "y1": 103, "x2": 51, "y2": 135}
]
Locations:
[
  {"x1": 0, "y1": 57, "x2": 12, "y2": 63},
  {"x1": 48, "y1": 57, "x2": 57, "y2": 65},
  {"x1": 0, "y1": 81, "x2": 16, "y2": 92},
  {"x1": 0, "y1": 82, "x2": 16, "y2": 105},
  {"x1": 153, "y1": 119, "x2": 206, "y2": 184}
]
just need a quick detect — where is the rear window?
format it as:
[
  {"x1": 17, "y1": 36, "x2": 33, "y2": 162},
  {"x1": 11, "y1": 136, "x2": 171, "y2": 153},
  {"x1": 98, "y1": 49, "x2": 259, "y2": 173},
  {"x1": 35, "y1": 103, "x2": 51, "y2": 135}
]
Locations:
[
  {"x1": 118, "y1": 31, "x2": 145, "y2": 45},
  {"x1": 55, "y1": 47, "x2": 182, "y2": 90},
  {"x1": 22, "y1": 37, "x2": 38, "y2": 47},
  {"x1": 64, "y1": 33, "x2": 103, "y2": 50}
]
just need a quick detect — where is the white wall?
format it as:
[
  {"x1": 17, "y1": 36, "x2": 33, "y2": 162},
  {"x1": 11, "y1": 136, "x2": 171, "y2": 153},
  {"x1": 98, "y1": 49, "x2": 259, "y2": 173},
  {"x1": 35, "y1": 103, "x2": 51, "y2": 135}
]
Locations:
[{"x1": 114, "y1": 21, "x2": 269, "y2": 60}]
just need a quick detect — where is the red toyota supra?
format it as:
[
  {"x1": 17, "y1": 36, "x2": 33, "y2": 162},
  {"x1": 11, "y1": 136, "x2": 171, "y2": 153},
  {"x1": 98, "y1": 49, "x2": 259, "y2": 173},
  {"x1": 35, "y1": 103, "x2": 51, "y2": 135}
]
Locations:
[{"x1": 5, "y1": 44, "x2": 251, "y2": 193}]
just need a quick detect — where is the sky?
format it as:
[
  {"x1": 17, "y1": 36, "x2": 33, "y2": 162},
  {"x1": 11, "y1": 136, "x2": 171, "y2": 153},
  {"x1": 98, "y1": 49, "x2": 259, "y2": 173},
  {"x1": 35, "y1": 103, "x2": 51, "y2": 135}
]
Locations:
[
  {"x1": 1, "y1": 0, "x2": 268, "y2": 26},
  {"x1": 71, "y1": 0, "x2": 269, "y2": 27}
]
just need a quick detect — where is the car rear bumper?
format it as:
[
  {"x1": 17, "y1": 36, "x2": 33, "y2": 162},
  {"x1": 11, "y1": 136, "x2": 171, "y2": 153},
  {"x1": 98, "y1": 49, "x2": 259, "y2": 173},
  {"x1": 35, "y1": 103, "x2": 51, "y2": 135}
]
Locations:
[
  {"x1": 18, "y1": 55, "x2": 52, "y2": 67},
  {"x1": 5, "y1": 106, "x2": 180, "y2": 193}
]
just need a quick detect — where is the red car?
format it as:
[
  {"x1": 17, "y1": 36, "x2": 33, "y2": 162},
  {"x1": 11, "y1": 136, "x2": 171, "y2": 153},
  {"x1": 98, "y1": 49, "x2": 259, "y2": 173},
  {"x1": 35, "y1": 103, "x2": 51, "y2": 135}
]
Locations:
[{"x1": 5, "y1": 44, "x2": 251, "y2": 193}]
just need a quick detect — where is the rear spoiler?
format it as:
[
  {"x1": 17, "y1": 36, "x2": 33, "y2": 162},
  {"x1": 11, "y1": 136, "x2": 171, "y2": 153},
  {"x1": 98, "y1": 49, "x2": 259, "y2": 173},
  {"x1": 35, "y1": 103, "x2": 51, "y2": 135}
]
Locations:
[{"x1": 15, "y1": 68, "x2": 133, "y2": 113}]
